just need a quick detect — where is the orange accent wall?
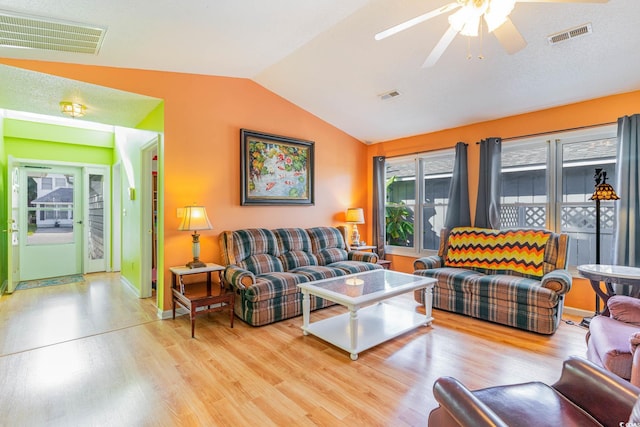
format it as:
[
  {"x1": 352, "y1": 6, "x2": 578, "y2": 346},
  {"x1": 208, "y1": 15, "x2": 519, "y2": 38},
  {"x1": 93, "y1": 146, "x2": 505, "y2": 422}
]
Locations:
[
  {"x1": 0, "y1": 58, "x2": 369, "y2": 311},
  {"x1": 366, "y1": 89, "x2": 640, "y2": 312}
]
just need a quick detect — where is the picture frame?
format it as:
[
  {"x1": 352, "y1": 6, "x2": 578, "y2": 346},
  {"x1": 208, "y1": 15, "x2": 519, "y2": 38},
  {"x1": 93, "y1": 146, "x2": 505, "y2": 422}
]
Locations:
[{"x1": 240, "y1": 129, "x2": 315, "y2": 206}]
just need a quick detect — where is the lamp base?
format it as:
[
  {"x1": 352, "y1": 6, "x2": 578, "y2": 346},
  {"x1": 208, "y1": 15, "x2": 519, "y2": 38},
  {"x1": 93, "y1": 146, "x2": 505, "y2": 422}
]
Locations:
[{"x1": 186, "y1": 259, "x2": 206, "y2": 269}]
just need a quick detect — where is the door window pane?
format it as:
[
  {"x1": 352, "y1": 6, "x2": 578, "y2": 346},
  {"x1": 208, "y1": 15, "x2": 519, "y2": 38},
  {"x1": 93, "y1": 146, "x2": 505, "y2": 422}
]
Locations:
[
  {"x1": 27, "y1": 172, "x2": 74, "y2": 245},
  {"x1": 87, "y1": 174, "x2": 105, "y2": 261}
]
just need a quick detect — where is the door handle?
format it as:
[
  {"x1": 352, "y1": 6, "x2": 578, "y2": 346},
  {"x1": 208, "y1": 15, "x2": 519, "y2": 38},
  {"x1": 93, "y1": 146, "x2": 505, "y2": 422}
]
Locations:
[{"x1": 76, "y1": 220, "x2": 83, "y2": 224}]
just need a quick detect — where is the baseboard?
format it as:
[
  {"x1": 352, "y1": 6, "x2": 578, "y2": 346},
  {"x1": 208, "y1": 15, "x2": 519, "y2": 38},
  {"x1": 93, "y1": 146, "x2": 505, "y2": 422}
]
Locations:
[
  {"x1": 159, "y1": 307, "x2": 188, "y2": 319},
  {"x1": 120, "y1": 276, "x2": 141, "y2": 297},
  {"x1": 563, "y1": 306, "x2": 594, "y2": 319}
]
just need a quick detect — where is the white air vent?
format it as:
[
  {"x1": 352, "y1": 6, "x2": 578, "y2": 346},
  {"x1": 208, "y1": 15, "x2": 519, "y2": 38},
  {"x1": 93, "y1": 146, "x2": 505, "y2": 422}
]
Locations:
[
  {"x1": 547, "y1": 23, "x2": 592, "y2": 45},
  {"x1": 379, "y1": 90, "x2": 401, "y2": 101},
  {"x1": 0, "y1": 10, "x2": 106, "y2": 54}
]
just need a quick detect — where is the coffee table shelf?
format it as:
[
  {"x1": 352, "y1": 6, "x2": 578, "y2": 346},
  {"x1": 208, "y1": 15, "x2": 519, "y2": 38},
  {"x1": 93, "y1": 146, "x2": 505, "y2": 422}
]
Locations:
[
  {"x1": 298, "y1": 269, "x2": 435, "y2": 360},
  {"x1": 303, "y1": 302, "x2": 429, "y2": 359}
]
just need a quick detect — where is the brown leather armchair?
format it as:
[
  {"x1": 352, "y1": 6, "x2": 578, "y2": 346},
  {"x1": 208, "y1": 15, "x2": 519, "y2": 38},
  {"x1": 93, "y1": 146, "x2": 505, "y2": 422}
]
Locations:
[{"x1": 428, "y1": 356, "x2": 639, "y2": 427}]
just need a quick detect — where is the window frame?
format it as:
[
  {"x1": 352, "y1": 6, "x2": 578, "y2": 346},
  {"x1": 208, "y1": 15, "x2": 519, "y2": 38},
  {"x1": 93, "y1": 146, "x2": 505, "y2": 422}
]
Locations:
[
  {"x1": 501, "y1": 124, "x2": 617, "y2": 269},
  {"x1": 384, "y1": 148, "x2": 455, "y2": 257}
]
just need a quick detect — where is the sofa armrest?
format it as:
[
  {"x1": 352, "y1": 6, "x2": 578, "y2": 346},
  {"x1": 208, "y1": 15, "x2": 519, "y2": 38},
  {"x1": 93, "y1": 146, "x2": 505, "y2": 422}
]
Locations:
[
  {"x1": 348, "y1": 251, "x2": 379, "y2": 263},
  {"x1": 430, "y1": 377, "x2": 509, "y2": 427},
  {"x1": 608, "y1": 295, "x2": 640, "y2": 325},
  {"x1": 552, "y1": 356, "x2": 640, "y2": 426},
  {"x1": 414, "y1": 255, "x2": 444, "y2": 270},
  {"x1": 223, "y1": 265, "x2": 255, "y2": 290},
  {"x1": 540, "y1": 269, "x2": 572, "y2": 295}
]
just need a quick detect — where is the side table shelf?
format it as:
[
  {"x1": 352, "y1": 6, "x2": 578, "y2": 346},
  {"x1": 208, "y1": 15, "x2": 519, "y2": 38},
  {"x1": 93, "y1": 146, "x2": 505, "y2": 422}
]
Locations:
[{"x1": 170, "y1": 263, "x2": 234, "y2": 338}]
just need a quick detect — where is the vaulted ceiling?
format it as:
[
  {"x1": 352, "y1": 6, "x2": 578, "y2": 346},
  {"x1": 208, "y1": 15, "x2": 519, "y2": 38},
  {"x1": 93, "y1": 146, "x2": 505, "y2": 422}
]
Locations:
[{"x1": 0, "y1": 0, "x2": 638, "y2": 143}]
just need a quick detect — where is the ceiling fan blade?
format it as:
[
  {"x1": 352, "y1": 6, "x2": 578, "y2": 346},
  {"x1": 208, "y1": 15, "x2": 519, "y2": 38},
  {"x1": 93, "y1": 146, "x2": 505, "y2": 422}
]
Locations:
[
  {"x1": 493, "y1": 17, "x2": 527, "y2": 54},
  {"x1": 422, "y1": 25, "x2": 459, "y2": 68},
  {"x1": 375, "y1": 2, "x2": 461, "y2": 41},
  {"x1": 516, "y1": 0, "x2": 607, "y2": 3}
]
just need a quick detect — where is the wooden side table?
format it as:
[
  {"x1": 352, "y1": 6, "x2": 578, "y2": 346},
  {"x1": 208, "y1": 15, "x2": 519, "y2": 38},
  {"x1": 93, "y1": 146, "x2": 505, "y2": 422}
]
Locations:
[{"x1": 170, "y1": 263, "x2": 234, "y2": 338}]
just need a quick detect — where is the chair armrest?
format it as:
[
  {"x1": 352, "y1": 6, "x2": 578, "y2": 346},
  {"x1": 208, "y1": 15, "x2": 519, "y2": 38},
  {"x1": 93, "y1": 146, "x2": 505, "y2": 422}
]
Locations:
[
  {"x1": 348, "y1": 251, "x2": 379, "y2": 263},
  {"x1": 608, "y1": 295, "x2": 640, "y2": 325},
  {"x1": 540, "y1": 269, "x2": 572, "y2": 294},
  {"x1": 552, "y1": 356, "x2": 640, "y2": 426},
  {"x1": 431, "y1": 377, "x2": 509, "y2": 427},
  {"x1": 223, "y1": 265, "x2": 255, "y2": 290},
  {"x1": 632, "y1": 343, "x2": 640, "y2": 387},
  {"x1": 414, "y1": 255, "x2": 444, "y2": 270}
]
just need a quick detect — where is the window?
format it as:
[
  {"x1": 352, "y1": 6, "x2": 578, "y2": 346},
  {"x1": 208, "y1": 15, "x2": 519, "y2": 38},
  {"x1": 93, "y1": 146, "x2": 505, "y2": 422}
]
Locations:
[
  {"x1": 55, "y1": 177, "x2": 66, "y2": 187},
  {"x1": 385, "y1": 149, "x2": 455, "y2": 254},
  {"x1": 501, "y1": 125, "x2": 617, "y2": 267},
  {"x1": 41, "y1": 177, "x2": 52, "y2": 190}
]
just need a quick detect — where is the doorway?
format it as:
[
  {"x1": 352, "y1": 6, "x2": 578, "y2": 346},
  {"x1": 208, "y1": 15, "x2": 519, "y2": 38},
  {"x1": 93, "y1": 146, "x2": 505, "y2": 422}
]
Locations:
[{"x1": 16, "y1": 162, "x2": 110, "y2": 282}]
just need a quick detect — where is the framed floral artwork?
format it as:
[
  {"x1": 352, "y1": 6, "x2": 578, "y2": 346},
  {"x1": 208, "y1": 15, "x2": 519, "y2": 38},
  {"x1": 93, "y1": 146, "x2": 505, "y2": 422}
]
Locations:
[{"x1": 240, "y1": 129, "x2": 315, "y2": 205}]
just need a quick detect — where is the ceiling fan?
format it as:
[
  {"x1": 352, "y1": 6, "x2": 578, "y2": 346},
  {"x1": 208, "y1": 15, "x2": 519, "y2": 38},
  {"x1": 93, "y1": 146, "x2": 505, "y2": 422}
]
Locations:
[{"x1": 375, "y1": 0, "x2": 608, "y2": 68}]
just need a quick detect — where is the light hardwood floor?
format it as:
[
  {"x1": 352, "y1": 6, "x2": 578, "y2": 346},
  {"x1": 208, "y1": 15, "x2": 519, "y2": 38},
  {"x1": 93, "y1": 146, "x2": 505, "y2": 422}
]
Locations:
[{"x1": 0, "y1": 273, "x2": 588, "y2": 426}]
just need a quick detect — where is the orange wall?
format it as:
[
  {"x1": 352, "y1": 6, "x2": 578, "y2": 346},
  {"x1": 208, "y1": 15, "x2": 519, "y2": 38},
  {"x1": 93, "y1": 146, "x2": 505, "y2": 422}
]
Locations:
[
  {"x1": 366, "y1": 89, "x2": 640, "y2": 312},
  {"x1": 0, "y1": 58, "x2": 369, "y2": 311}
]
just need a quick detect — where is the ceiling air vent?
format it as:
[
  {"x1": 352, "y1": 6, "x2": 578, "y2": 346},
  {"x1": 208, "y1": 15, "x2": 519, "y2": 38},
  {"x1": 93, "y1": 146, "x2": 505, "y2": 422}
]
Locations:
[
  {"x1": 379, "y1": 90, "x2": 401, "y2": 101},
  {"x1": 0, "y1": 9, "x2": 106, "y2": 54},
  {"x1": 547, "y1": 23, "x2": 592, "y2": 46}
]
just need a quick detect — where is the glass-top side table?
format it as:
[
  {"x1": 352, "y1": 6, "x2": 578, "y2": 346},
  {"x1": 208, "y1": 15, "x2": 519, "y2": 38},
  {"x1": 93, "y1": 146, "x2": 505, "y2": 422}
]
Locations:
[{"x1": 577, "y1": 264, "x2": 640, "y2": 317}]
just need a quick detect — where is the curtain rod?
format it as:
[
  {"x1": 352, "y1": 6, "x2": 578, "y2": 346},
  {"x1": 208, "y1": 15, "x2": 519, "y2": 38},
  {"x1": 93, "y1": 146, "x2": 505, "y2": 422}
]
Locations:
[
  {"x1": 383, "y1": 121, "x2": 617, "y2": 158},
  {"x1": 490, "y1": 121, "x2": 617, "y2": 143}
]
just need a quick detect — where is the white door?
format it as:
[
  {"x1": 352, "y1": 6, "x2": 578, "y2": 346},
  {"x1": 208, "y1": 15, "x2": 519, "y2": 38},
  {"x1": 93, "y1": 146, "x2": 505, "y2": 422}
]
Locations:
[
  {"x1": 84, "y1": 166, "x2": 110, "y2": 273},
  {"x1": 6, "y1": 157, "x2": 20, "y2": 292},
  {"x1": 19, "y1": 165, "x2": 81, "y2": 281}
]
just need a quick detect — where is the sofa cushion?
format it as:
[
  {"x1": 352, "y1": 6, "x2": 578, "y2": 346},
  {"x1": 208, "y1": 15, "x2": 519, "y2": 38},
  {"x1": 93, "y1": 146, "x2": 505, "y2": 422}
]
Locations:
[
  {"x1": 244, "y1": 272, "x2": 309, "y2": 302},
  {"x1": 273, "y1": 228, "x2": 318, "y2": 270},
  {"x1": 290, "y1": 265, "x2": 347, "y2": 281},
  {"x1": 444, "y1": 227, "x2": 552, "y2": 279},
  {"x1": 239, "y1": 254, "x2": 284, "y2": 276},
  {"x1": 328, "y1": 260, "x2": 382, "y2": 274},
  {"x1": 307, "y1": 227, "x2": 349, "y2": 265}
]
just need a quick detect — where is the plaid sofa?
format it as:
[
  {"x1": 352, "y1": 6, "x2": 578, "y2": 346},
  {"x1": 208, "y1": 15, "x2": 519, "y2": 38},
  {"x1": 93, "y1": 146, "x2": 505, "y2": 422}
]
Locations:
[
  {"x1": 413, "y1": 227, "x2": 572, "y2": 334},
  {"x1": 219, "y1": 226, "x2": 382, "y2": 326}
]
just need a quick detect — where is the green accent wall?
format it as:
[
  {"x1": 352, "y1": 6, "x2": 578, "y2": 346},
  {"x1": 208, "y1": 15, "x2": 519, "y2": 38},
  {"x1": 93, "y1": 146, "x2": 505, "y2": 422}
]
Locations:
[{"x1": 136, "y1": 102, "x2": 164, "y2": 132}]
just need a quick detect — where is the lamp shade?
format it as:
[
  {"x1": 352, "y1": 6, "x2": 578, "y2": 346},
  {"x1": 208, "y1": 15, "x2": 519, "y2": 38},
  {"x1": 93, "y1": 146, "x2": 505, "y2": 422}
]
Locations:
[
  {"x1": 590, "y1": 183, "x2": 620, "y2": 201},
  {"x1": 346, "y1": 208, "x2": 365, "y2": 224},
  {"x1": 178, "y1": 206, "x2": 212, "y2": 231}
]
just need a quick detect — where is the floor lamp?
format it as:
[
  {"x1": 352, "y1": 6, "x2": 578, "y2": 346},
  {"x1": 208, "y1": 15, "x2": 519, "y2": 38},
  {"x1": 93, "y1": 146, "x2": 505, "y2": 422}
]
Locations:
[{"x1": 580, "y1": 168, "x2": 619, "y2": 327}]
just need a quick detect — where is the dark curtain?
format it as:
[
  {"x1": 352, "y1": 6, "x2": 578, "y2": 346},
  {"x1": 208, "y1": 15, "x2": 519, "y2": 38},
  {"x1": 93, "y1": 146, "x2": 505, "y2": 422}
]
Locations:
[
  {"x1": 613, "y1": 115, "x2": 640, "y2": 295},
  {"x1": 474, "y1": 137, "x2": 502, "y2": 229},
  {"x1": 372, "y1": 156, "x2": 386, "y2": 258},
  {"x1": 444, "y1": 142, "x2": 471, "y2": 228}
]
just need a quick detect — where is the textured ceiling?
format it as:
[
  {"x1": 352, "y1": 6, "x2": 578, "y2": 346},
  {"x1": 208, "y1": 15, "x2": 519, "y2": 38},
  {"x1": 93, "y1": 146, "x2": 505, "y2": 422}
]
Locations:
[{"x1": 0, "y1": 0, "x2": 638, "y2": 142}]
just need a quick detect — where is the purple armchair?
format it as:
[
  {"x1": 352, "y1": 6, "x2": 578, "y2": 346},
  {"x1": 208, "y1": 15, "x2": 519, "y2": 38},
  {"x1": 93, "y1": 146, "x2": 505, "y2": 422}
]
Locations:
[{"x1": 587, "y1": 295, "x2": 640, "y2": 386}]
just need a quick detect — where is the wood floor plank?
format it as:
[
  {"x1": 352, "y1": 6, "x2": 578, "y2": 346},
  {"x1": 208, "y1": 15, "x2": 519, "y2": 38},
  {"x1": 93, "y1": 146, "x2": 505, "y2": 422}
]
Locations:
[{"x1": 0, "y1": 273, "x2": 590, "y2": 426}]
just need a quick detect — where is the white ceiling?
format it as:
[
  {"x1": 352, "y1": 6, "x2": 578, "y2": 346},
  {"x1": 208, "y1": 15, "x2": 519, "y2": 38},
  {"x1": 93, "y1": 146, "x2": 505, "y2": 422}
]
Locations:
[{"x1": 0, "y1": 0, "x2": 638, "y2": 143}]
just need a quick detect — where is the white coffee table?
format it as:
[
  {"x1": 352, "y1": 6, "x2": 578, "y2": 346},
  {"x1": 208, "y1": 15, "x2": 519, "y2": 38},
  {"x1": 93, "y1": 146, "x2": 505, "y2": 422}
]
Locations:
[{"x1": 298, "y1": 269, "x2": 435, "y2": 360}]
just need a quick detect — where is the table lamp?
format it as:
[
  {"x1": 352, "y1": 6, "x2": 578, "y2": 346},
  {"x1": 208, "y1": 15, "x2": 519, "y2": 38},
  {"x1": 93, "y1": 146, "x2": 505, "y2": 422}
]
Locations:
[
  {"x1": 346, "y1": 207, "x2": 365, "y2": 246},
  {"x1": 178, "y1": 205, "x2": 212, "y2": 268}
]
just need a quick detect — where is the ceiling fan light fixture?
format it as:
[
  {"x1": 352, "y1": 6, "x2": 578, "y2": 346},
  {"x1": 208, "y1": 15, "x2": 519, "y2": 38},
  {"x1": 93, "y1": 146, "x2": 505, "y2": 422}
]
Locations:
[
  {"x1": 484, "y1": 0, "x2": 516, "y2": 32},
  {"x1": 59, "y1": 101, "x2": 86, "y2": 118},
  {"x1": 449, "y1": 0, "x2": 488, "y2": 35}
]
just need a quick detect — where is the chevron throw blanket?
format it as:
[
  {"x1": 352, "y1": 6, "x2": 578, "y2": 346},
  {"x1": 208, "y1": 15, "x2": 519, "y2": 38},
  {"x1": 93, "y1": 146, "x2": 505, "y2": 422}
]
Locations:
[{"x1": 444, "y1": 227, "x2": 552, "y2": 278}]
